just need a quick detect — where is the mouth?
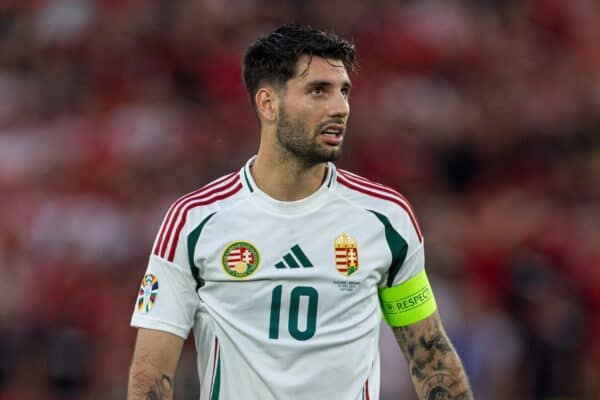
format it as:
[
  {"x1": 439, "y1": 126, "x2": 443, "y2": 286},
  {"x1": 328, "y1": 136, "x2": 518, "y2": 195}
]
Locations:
[{"x1": 319, "y1": 123, "x2": 345, "y2": 145}]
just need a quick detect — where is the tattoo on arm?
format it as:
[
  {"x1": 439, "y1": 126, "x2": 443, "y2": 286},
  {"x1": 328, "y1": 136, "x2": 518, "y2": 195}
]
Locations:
[
  {"x1": 128, "y1": 365, "x2": 174, "y2": 400},
  {"x1": 146, "y1": 374, "x2": 173, "y2": 400},
  {"x1": 420, "y1": 373, "x2": 471, "y2": 400},
  {"x1": 393, "y1": 313, "x2": 473, "y2": 400}
]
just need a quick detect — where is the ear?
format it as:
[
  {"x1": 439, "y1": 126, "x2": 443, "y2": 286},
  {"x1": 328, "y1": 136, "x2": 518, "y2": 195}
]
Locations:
[{"x1": 255, "y1": 86, "x2": 279, "y2": 122}]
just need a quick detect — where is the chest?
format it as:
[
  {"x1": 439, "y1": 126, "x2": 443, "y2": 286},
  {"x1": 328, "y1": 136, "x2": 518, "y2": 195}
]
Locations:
[{"x1": 191, "y1": 206, "x2": 391, "y2": 287}]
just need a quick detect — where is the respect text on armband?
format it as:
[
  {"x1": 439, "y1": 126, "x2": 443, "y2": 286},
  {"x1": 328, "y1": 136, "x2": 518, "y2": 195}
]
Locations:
[{"x1": 382, "y1": 286, "x2": 431, "y2": 314}]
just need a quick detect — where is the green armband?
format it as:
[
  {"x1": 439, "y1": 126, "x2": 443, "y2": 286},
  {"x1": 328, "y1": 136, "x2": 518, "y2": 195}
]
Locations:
[{"x1": 379, "y1": 269, "x2": 437, "y2": 327}]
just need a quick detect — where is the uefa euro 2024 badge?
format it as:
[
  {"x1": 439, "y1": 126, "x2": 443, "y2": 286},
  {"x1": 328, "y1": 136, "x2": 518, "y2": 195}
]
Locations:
[{"x1": 137, "y1": 274, "x2": 159, "y2": 313}]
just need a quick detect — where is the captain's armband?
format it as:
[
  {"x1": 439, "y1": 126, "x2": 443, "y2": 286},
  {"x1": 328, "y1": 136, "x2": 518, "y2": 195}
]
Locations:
[{"x1": 379, "y1": 269, "x2": 437, "y2": 327}]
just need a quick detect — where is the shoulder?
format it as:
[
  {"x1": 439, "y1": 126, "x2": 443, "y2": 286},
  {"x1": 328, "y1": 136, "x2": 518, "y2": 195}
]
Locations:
[
  {"x1": 335, "y1": 168, "x2": 423, "y2": 243},
  {"x1": 152, "y1": 170, "x2": 244, "y2": 261},
  {"x1": 167, "y1": 170, "x2": 244, "y2": 219}
]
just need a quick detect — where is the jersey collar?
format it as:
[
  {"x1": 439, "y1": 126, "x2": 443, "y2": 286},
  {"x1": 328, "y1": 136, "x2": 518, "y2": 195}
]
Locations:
[{"x1": 241, "y1": 156, "x2": 337, "y2": 216}]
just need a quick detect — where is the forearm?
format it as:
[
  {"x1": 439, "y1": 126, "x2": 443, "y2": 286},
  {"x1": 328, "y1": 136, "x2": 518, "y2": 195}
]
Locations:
[
  {"x1": 127, "y1": 329, "x2": 184, "y2": 400},
  {"x1": 127, "y1": 356, "x2": 174, "y2": 400},
  {"x1": 405, "y1": 338, "x2": 472, "y2": 399},
  {"x1": 394, "y1": 313, "x2": 473, "y2": 399}
]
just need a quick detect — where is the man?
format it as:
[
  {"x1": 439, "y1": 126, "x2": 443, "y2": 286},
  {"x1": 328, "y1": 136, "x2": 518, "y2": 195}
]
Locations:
[{"x1": 128, "y1": 24, "x2": 473, "y2": 400}]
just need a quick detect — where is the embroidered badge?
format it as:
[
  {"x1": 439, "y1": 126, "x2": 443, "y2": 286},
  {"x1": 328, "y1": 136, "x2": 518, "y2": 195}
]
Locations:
[
  {"x1": 334, "y1": 233, "x2": 359, "y2": 276},
  {"x1": 137, "y1": 274, "x2": 159, "y2": 313},
  {"x1": 221, "y1": 241, "x2": 261, "y2": 278}
]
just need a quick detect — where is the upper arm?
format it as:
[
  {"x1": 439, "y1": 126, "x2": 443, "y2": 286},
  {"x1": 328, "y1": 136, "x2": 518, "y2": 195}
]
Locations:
[
  {"x1": 131, "y1": 202, "x2": 204, "y2": 339},
  {"x1": 130, "y1": 255, "x2": 200, "y2": 339},
  {"x1": 128, "y1": 328, "x2": 184, "y2": 399},
  {"x1": 131, "y1": 328, "x2": 185, "y2": 375},
  {"x1": 128, "y1": 202, "x2": 205, "y2": 399}
]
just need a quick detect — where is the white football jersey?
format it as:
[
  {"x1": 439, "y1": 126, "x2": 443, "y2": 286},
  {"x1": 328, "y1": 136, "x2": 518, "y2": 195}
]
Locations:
[{"x1": 131, "y1": 157, "x2": 426, "y2": 400}]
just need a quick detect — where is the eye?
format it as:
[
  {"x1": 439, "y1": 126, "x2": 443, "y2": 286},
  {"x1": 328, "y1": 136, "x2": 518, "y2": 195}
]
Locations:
[
  {"x1": 341, "y1": 87, "x2": 350, "y2": 98},
  {"x1": 311, "y1": 86, "x2": 324, "y2": 95}
]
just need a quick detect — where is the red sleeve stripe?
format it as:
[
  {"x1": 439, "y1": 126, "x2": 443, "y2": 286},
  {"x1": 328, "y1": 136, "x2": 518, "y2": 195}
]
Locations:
[
  {"x1": 153, "y1": 171, "x2": 237, "y2": 256},
  {"x1": 166, "y1": 181, "x2": 242, "y2": 262},
  {"x1": 154, "y1": 172, "x2": 240, "y2": 258},
  {"x1": 337, "y1": 171, "x2": 423, "y2": 242},
  {"x1": 209, "y1": 336, "x2": 219, "y2": 397},
  {"x1": 338, "y1": 169, "x2": 418, "y2": 219},
  {"x1": 339, "y1": 169, "x2": 413, "y2": 203},
  {"x1": 155, "y1": 172, "x2": 239, "y2": 257}
]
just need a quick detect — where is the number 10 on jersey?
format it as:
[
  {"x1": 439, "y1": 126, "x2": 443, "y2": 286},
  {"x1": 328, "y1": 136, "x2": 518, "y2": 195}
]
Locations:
[{"x1": 269, "y1": 285, "x2": 319, "y2": 341}]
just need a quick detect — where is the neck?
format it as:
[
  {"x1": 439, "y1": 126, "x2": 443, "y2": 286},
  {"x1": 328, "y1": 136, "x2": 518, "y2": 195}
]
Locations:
[{"x1": 250, "y1": 147, "x2": 328, "y2": 201}]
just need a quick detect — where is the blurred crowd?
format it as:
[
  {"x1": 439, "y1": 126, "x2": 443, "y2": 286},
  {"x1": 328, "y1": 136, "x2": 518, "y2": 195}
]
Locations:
[{"x1": 0, "y1": 0, "x2": 599, "y2": 399}]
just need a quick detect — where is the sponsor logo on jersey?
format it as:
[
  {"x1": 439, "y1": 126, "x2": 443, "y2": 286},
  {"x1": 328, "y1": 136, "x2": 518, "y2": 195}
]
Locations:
[
  {"x1": 221, "y1": 241, "x2": 261, "y2": 278},
  {"x1": 137, "y1": 274, "x2": 159, "y2": 313},
  {"x1": 334, "y1": 232, "x2": 359, "y2": 276},
  {"x1": 274, "y1": 244, "x2": 314, "y2": 269}
]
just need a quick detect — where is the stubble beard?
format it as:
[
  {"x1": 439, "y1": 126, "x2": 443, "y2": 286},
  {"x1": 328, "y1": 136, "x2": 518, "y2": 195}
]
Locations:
[{"x1": 276, "y1": 106, "x2": 342, "y2": 168}]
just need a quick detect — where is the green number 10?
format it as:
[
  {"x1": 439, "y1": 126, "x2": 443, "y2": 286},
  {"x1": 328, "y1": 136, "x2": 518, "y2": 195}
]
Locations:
[{"x1": 269, "y1": 285, "x2": 318, "y2": 341}]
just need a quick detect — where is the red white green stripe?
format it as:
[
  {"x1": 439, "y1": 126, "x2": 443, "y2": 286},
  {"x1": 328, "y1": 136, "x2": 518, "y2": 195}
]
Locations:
[
  {"x1": 337, "y1": 169, "x2": 423, "y2": 242},
  {"x1": 154, "y1": 172, "x2": 242, "y2": 262},
  {"x1": 209, "y1": 337, "x2": 221, "y2": 400}
]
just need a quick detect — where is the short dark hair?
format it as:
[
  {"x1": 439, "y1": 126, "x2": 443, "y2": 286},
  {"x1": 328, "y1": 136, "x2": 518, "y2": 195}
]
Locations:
[{"x1": 242, "y1": 24, "x2": 358, "y2": 105}]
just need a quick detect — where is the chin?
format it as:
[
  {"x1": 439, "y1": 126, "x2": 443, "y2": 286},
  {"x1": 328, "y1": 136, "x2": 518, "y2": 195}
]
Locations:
[
  {"x1": 290, "y1": 146, "x2": 343, "y2": 166},
  {"x1": 330, "y1": 150, "x2": 342, "y2": 161},
  {"x1": 320, "y1": 148, "x2": 342, "y2": 162}
]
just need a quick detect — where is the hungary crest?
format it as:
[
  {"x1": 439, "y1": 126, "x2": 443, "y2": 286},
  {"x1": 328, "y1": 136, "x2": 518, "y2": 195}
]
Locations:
[
  {"x1": 221, "y1": 241, "x2": 261, "y2": 278},
  {"x1": 334, "y1": 233, "x2": 359, "y2": 276}
]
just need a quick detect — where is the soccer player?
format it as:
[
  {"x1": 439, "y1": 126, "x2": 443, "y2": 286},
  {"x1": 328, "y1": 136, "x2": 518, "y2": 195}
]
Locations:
[{"x1": 128, "y1": 25, "x2": 473, "y2": 400}]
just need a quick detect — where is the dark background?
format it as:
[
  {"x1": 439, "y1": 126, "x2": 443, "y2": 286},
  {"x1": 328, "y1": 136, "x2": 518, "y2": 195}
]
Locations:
[{"x1": 0, "y1": 0, "x2": 598, "y2": 399}]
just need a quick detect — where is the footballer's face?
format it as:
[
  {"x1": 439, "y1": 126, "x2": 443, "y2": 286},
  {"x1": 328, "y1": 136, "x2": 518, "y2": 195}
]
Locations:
[{"x1": 276, "y1": 55, "x2": 351, "y2": 166}]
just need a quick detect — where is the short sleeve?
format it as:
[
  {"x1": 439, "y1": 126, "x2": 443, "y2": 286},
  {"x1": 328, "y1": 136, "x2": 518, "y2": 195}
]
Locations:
[
  {"x1": 372, "y1": 204, "x2": 425, "y2": 288},
  {"x1": 130, "y1": 255, "x2": 200, "y2": 339},
  {"x1": 375, "y1": 207, "x2": 437, "y2": 327},
  {"x1": 130, "y1": 204, "x2": 200, "y2": 339},
  {"x1": 387, "y1": 241, "x2": 425, "y2": 288}
]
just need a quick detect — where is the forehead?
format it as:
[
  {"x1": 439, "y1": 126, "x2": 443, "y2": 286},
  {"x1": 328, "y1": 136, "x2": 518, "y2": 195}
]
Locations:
[{"x1": 291, "y1": 55, "x2": 350, "y2": 85}]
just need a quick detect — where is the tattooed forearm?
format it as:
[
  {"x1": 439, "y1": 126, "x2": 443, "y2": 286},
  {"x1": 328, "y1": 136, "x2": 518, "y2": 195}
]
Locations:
[
  {"x1": 128, "y1": 365, "x2": 174, "y2": 400},
  {"x1": 393, "y1": 312, "x2": 473, "y2": 400},
  {"x1": 421, "y1": 373, "x2": 471, "y2": 399},
  {"x1": 127, "y1": 329, "x2": 183, "y2": 400},
  {"x1": 146, "y1": 374, "x2": 173, "y2": 400}
]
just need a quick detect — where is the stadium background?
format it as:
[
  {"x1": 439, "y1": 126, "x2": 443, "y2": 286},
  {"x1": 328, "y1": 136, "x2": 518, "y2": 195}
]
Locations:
[{"x1": 0, "y1": 0, "x2": 599, "y2": 399}]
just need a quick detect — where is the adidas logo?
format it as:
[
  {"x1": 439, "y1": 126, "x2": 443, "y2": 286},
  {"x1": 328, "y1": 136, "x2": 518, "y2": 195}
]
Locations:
[{"x1": 274, "y1": 245, "x2": 313, "y2": 269}]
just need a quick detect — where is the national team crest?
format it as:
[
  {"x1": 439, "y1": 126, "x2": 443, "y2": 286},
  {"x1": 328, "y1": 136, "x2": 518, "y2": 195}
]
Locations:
[
  {"x1": 334, "y1": 233, "x2": 359, "y2": 276},
  {"x1": 221, "y1": 241, "x2": 261, "y2": 278},
  {"x1": 137, "y1": 274, "x2": 159, "y2": 313}
]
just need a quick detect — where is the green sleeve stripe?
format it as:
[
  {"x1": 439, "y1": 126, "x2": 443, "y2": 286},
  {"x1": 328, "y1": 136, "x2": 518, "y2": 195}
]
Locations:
[
  {"x1": 187, "y1": 212, "x2": 216, "y2": 290},
  {"x1": 379, "y1": 269, "x2": 437, "y2": 326},
  {"x1": 367, "y1": 210, "x2": 408, "y2": 287},
  {"x1": 211, "y1": 352, "x2": 221, "y2": 400}
]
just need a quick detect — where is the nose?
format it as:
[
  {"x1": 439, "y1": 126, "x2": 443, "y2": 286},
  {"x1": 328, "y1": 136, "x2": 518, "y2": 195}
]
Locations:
[{"x1": 328, "y1": 91, "x2": 350, "y2": 120}]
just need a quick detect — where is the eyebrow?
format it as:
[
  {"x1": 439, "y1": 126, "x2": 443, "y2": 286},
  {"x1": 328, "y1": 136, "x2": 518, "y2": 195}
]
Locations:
[{"x1": 306, "y1": 80, "x2": 353, "y2": 89}]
